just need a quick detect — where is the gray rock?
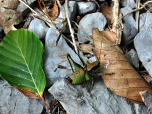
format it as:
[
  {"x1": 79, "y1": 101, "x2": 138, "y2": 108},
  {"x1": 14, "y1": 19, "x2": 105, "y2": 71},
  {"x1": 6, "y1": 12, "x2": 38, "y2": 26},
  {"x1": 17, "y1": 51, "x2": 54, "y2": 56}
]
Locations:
[
  {"x1": 77, "y1": 2, "x2": 97, "y2": 16},
  {"x1": 125, "y1": 49, "x2": 139, "y2": 70},
  {"x1": 16, "y1": 0, "x2": 36, "y2": 16},
  {"x1": 48, "y1": 77, "x2": 148, "y2": 114},
  {"x1": 121, "y1": 23, "x2": 138, "y2": 45},
  {"x1": 150, "y1": 7, "x2": 152, "y2": 13},
  {"x1": 121, "y1": 7, "x2": 135, "y2": 27},
  {"x1": 55, "y1": 1, "x2": 77, "y2": 33},
  {"x1": 44, "y1": 28, "x2": 82, "y2": 87},
  {"x1": 77, "y1": 12, "x2": 107, "y2": 43},
  {"x1": 28, "y1": 18, "x2": 49, "y2": 40},
  {"x1": 120, "y1": 0, "x2": 136, "y2": 9},
  {"x1": 0, "y1": 80, "x2": 43, "y2": 114},
  {"x1": 134, "y1": 103, "x2": 148, "y2": 114},
  {"x1": 139, "y1": 12, "x2": 152, "y2": 31},
  {"x1": 134, "y1": 30, "x2": 152, "y2": 77}
]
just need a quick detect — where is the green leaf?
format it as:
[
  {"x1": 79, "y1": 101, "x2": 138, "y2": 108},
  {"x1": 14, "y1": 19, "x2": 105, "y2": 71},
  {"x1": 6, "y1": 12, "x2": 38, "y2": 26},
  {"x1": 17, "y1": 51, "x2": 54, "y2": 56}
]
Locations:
[{"x1": 0, "y1": 29, "x2": 46, "y2": 99}]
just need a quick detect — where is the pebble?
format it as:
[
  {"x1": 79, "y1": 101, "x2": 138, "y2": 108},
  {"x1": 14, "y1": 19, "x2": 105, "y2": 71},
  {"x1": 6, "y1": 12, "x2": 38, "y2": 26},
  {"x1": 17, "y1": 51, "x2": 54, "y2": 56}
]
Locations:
[
  {"x1": 125, "y1": 49, "x2": 139, "y2": 70},
  {"x1": 121, "y1": 7, "x2": 135, "y2": 27},
  {"x1": 55, "y1": 1, "x2": 77, "y2": 33},
  {"x1": 0, "y1": 80, "x2": 43, "y2": 114},
  {"x1": 49, "y1": 78, "x2": 148, "y2": 114},
  {"x1": 121, "y1": 23, "x2": 138, "y2": 45},
  {"x1": 120, "y1": 0, "x2": 136, "y2": 9},
  {"x1": 28, "y1": 18, "x2": 49, "y2": 40},
  {"x1": 16, "y1": 0, "x2": 37, "y2": 16},
  {"x1": 77, "y1": 2, "x2": 97, "y2": 16},
  {"x1": 77, "y1": 12, "x2": 107, "y2": 43},
  {"x1": 134, "y1": 30, "x2": 152, "y2": 77},
  {"x1": 139, "y1": 12, "x2": 152, "y2": 31},
  {"x1": 44, "y1": 27, "x2": 82, "y2": 87}
]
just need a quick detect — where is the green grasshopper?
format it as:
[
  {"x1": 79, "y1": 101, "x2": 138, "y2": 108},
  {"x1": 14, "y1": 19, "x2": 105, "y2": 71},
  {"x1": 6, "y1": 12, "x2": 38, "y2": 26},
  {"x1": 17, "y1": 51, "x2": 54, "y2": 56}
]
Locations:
[{"x1": 66, "y1": 54, "x2": 100, "y2": 87}]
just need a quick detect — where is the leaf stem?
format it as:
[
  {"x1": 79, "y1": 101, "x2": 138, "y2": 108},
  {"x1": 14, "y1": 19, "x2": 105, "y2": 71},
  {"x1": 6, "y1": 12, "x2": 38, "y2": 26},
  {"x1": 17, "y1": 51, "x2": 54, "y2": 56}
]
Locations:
[{"x1": 40, "y1": 96, "x2": 50, "y2": 111}]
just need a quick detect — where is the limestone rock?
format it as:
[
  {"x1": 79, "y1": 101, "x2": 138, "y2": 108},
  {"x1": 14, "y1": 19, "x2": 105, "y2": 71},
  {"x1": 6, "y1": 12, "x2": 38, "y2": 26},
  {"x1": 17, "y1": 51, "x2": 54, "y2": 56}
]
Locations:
[
  {"x1": 28, "y1": 18, "x2": 49, "y2": 40},
  {"x1": 121, "y1": 7, "x2": 135, "y2": 27},
  {"x1": 77, "y1": 2, "x2": 97, "y2": 16},
  {"x1": 134, "y1": 30, "x2": 152, "y2": 77},
  {"x1": 139, "y1": 12, "x2": 152, "y2": 31},
  {"x1": 0, "y1": 80, "x2": 43, "y2": 114},
  {"x1": 77, "y1": 12, "x2": 107, "y2": 43},
  {"x1": 44, "y1": 27, "x2": 82, "y2": 87},
  {"x1": 48, "y1": 77, "x2": 148, "y2": 114}
]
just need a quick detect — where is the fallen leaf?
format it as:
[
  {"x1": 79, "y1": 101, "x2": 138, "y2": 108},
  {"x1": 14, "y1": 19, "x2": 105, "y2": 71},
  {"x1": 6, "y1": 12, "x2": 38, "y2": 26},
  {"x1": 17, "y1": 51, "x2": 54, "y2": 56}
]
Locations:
[
  {"x1": 79, "y1": 43, "x2": 93, "y2": 53},
  {"x1": 93, "y1": 28, "x2": 152, "y2": 104},
  {"x1": 0, "y1": 29, "x2": 49, "y2": 110},
  {"x1": 100, "y1": 5, "x2": 112, "y2": 25},
  {"x1": 140, "y1": 91, "x2": 152, "y2": 113},
  {"x1": 0, "y1": 7, "x2": 22, "y2": 34},
  {"x1": 0, "y1": 0, "x2": 22, "y2": 34},
  {"x1": 0, "y1": 0, "x2": 18, "y2": 9},
  {"x1": 49, "y1": 0, "x2": 59, "y2": 21}
]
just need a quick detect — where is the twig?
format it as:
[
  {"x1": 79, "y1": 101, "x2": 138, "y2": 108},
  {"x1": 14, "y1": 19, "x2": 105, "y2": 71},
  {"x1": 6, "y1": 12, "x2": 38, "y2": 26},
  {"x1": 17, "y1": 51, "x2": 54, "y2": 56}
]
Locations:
[
  {"x1": 75, "y1": 33, "x2": 93, "y2": 42},
  {"x1": 111, "y1": 0, "x2": 122, "y2": 45},
  {"x1": 18, "y1": 0, "x2": 57, "y2": 29},
  {"x1": 135, "y1": 0, "x2": 140, "y2": 31},
  {"x1": 120, "y1": 1, "x2": 152, "y2": 20},
  {"x1": 73, "y1": 21, "x2": 93, "y2": 42},
  {"x1": 65, "y1": 0, "x2": 78, "y2": 54},
  {"x1": 56, "y1": 0, "x2": 66, "y2": 20},
  {"x1": 55, "y1": 19, "x2": 67, "y2": 46}
]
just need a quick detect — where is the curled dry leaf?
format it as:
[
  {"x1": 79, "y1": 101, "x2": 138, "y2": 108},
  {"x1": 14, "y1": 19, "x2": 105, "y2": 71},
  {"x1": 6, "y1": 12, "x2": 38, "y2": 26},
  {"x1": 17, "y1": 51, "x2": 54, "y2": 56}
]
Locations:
[
  {"x1": 0, "y1": 0, "x2": 19, "y2": 9},
  {"x1": 0, "y1": 0, "x2": 22, "y2": 34},
  {"x1": 79, "y1": 43, "x2": 93, "y2": 53},
  {"x1": 13, "y1": 86, "x2": 43, "y2": 99},
  {"x1": 93, "y1": 28, "x2": 152, "y2": 104},
  {"x1": 0, "y1": 8, "x2": 22, "y2": 34},
  {"x1": 140, "y1": 91, "x2": 152, "y2": 113},
  {"x1": 49, "y1": 0, "x2": 59, "y2": 21},
  {"x1": 100, "y1": 5, "x2": 112, "y2": 25}
]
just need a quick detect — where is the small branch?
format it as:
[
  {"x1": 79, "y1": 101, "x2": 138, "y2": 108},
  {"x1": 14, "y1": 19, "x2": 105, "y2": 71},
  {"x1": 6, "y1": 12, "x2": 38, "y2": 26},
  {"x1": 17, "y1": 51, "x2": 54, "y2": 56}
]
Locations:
[
  {"x1": 120, "y1": 1, "x2": 152, "y2": 20},
  {"x1": 65, "y1": 0, "x2": 78, "y2": 54},
  {"x1": 73, "y1": 21, "x2": 93, "y2": 42},
  {"x1": 18, "y1": 0, "x2": 57, "y2": 29},
  {"x1": 55, "y1": 20, "x2": 67, "y2": 46},
  {"x1": 111, "y1": 0, "x2": 122, "y2": 45},
  {"x1": 135, "y1": 0, "x2": 140, "y2": 31},
  {"x1": 56, "y1": 0, "x2": 66, "y2": 20}
]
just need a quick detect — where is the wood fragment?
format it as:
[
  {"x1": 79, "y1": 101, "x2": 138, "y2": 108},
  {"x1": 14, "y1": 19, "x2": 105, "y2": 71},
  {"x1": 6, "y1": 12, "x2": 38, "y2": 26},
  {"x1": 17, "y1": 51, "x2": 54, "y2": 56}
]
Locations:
[
  {"x1": 111, "y1": 0, "x2": 122, "y2": 45},
  {"x1": 65, "y1": 0, "x2": 78, "y2": 53},
  {"x1": 135, "y1": 0, "x2": 140, "y2": 31}
]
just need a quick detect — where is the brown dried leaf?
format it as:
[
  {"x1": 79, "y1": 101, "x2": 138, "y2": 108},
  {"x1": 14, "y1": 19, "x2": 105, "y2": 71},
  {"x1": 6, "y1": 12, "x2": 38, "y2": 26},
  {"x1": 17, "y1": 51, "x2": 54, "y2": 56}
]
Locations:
[
  {"x1": 79, "y1": 43, "x2": 93, "y2": 53},
  {"x1": 0, "y1": 0, "x2": 18, "y2": 9},
  {"x1": 49, "y1": 0, "x2": 59, "y2": 21},
  {"x1": 140, "y1": 91, "x2": 152, "y2": 113},
  {"x1": 110, "y1": 0, "x2": 123, "y2": 45},
  {"x1": 13, "y1": 86, "x2": 42, "y2": 99},
  {"x1": 0, "y1": 7, "x2": 22, "y2": 34},
  {"x1": 100, "y1": 5, "x2": 112, "y2": 25},
  {"x1": 93, "y1": 28, "x2": 152, "y2": 104}
]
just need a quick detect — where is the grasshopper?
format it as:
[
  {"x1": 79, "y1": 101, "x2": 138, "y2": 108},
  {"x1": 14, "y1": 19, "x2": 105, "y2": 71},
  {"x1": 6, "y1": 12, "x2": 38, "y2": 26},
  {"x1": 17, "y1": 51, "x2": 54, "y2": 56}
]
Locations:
[{"x1": 66, "y1": 54, "x2": 100, "y2": 88}]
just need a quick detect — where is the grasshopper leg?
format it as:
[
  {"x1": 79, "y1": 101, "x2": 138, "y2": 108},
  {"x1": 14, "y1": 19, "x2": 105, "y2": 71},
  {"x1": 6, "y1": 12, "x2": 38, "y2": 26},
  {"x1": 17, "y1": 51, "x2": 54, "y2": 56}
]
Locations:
[
  {"x1": 89, "y1": 76, "x2": 94, "y2": 97},
  {"x1": 82, "y1": 64, "x2": 87, "y2": 87}
]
